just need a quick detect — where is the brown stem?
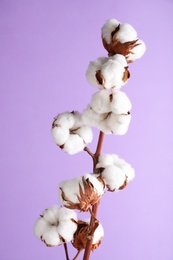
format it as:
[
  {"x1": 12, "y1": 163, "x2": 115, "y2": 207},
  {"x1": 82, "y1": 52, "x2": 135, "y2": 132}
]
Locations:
[
  {"x1": 83, "y1": 131, "x2": 104, "y2": 260},
  {"x1": 84, "y1": 147, "x2": 95, "y2": 158},
  {"x1": 93, "y1": 131, "x2": 104, "y2": 169},
  {"x1": 63, "y1": 243, "x2": 70, "y2": 260}
]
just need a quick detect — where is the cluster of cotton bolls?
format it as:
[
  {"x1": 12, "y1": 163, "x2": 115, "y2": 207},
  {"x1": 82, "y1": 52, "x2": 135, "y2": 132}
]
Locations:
[
  {"x1": 34, "y1": 205, "x2": 104, "y2": 250},
  {"x1": 58, "y1": 154, "x2": 134, "y2": 208},
  {"x1": 51, "y1": 19, "x2": 146, "y2": 155}
]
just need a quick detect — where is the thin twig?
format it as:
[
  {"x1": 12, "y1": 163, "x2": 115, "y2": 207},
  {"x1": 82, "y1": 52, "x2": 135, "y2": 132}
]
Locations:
[
  {"x1": 63, "y1": 243, "x2": 70, "y2": 260},
  {"x1": 84, "y1": 147, "x2": 94, "y2": 158}
]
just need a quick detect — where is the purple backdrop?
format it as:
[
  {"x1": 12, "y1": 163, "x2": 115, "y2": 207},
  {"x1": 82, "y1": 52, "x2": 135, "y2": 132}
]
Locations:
[{"x1": 1, "y1": 0, "x2": 173, "y2": 259}]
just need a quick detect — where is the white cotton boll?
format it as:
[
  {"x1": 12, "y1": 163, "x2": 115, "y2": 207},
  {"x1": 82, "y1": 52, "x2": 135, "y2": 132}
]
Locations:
[
  {"x1": 101, "y1": 18, "x2": 120, "y2": 44},
  {"x1": 43, "y1": 206, "x2": 60, "y2": 223},
  {"x1": 96, "y1": 154, "x2": 115, "y2": 169},
  {"x1": 96, "y1": 118, "x2": 112, "y2": 134},
  {"x1": 58, "y1": 220, "x2": 77, "y2": 242},
  {"x1": 52, "y1": 126, "x2": 69, "y2": 146},
  {"x1": 58, "y1": 207, "x2": 77, "y2": 222},
  {"x1": 54, "y1": 112, "x2": 75, "y2": 129},
  {"x1": 93, "y1": 222, "x2": 104, "y2": 244},
  {"x1": 83, "y1": 173, "x2": 104, "y2": 196},
  {"x1": 111, "y1": 154, "x2": 125, "y2": 165},
  {"x1": 74, "y1": 126, "x2": 93, "y2": 144},
  {"x1": 111, "y1": 54, "x2": 127, "y2": 67},
  {"x1": 116, "y1": 23, "x2": 137, "y2": 43},
  {"x1": 102, "y1": 165, "x2": 126, "y2": 190},
  {"x1": 41, "y1": 226, "x2": 61, "y2": 246},
  {"x1": 86, "y1": 57, "x2": 108, "y2": 87},
  {"x1": 63, "y1": 134, "x2": 85, "y2": 155},
  {"x1": 82, "y1": 106, "x2": 104, "y2": 127},
  {"x1": 71, "y1": 111, "x2": 84, "y2": 129},
  {"x1": 59, "y1": 177, "x2": 82, "y2": 206},
  {"x1": 34, "y1": 217, "x2": 48, "y2": 238},
  {"x1": 106, "y1": 113, "x2": 131, "y2": 135},
  {"x1": 123, "y1": 164, "x2": 135, "y2": 181},
  {"x1": 110, "y1": 155, "x2": 135, "y2": 181},
  {"x1": 117, "y1": 113, "x2": 131, "y2": 127},
  {"x1": 101, "y1": 59, "x2": 126, "y2": 89},
  {"x1": 111, "y1": 91, "x2": 132, "y2": 114},
  {"x1": 126, "y1": 39, "x2": 146, "y2": 62},
  {"x1": 118, "y1": 161, "x2": 135, "y2": 182},
  {"x1": 90, "y1": 90, "x2": 111, "y2": 114}
]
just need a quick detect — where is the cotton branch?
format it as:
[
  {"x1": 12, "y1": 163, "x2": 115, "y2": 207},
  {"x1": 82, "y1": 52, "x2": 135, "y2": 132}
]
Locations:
[
  {"x1": 83, "y1": 131, "x2": 104, "y2": 260},
  {"x1": 63, "y1": 243, "x2": 70, "y2": 260}
]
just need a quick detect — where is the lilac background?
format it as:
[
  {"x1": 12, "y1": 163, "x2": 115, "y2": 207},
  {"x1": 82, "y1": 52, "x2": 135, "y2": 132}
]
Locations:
[{"x1": 1, "y1": 0, "x2": 173, "y2": 259}]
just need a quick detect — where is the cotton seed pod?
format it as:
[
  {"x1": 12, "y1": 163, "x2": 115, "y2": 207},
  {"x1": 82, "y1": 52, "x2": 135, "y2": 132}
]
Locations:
[
  {"x1": 101, "y1": 18, "x2": 146, "y2": 62},
  {"x1": 96, "y1": 154, "x2": 135, "y2": 191},
  {"x1": 86, "y1": 57, "x2": 108, "y2": 88},
  {"x1": 96, "y1": 58, "x2": 129, "y2": 89},
  {"x1": 101, "y1": 165, "x2": 127, "y2": 191},
  {"x1": 111, "y1": 53, "x2": 128, "y2": 67},
  {"x1": 72, "y1": 220, "x2": 104, "y2": 252},
  {"x1": 33, "y1": 206, "x2": 78, "y2": 247},
  {"x1": 106, "y1": 112, "x2": 131, "y2": 135},
  {"x1": 86, "y1": 54, "x2": 129, "y2": 90},
  {"x1": 52, "y1": 111, "x2": 93, "y2": 155},
  {"x1": 59, "y1": 174, "x2": 105, "y2": 212},
  {"x1": 82, "y1": 105, "x2": 108, "y2": 128},
  {"x1": 110, "y1": 90, "x2": 132, "y2": 114},
  {"x1": 126, "y1": 39, "x2": 146, "y2": 63},
  {"x1": 101, "y1": 18, "x2": 120, "y2": 44},
  {"x1": 89, "y1": 89, "x2": 111, "y2": 114},
  {"x1": 92, "y1": 112, "x2": 131, "y2": 135}
]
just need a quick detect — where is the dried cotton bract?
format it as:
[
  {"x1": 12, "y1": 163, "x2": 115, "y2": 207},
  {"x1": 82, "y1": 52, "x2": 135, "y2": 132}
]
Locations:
[
  {"x1": 52, "y1": 111, "x2": 93, "y2": 155},
  {"x1": 101, "y1": 18, "x2": 146, "y2": 63},
  {"x1": 86, "y1": 54, "x2": 130, "y2": 90},
  {"x1": 72, "y1": 220, "x2": 104, "y2": 252},
  {"x1": 34, "y1": 206, "x2": 78, "y2": 247},
  {"x1": 59, "y1": 174, "x2": 105, "y2": 211},
  {"x1": 96, "y1": 154, "x2": 135, "y2": 191}
]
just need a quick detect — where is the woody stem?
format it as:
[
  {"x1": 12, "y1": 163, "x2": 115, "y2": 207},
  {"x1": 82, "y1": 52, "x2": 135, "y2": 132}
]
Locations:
[
  {"x1": 63, "y1": 243, "x2": 70, "y2": 260},
  {"x1": 83, "y1": 131, "x2": 104, "y2": 260}
]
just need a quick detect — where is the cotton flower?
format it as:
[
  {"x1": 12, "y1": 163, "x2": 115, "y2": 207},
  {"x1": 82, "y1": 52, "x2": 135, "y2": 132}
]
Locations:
[
  {"x1": 59, "y1": 174, "x2": 105, "y2": 211},
  {"x1": 96, "y1": 154, "x2": 135, "y2": 191},
  {"x1": 72, "y1": 219, "x2": 104, "y2": 252},
  {"x1": 86, "y1": 54, "x2": 129, "y2": 90},
  {"x1": 101, "y1": 18, "x2": 146, "y2": 62},
  {"x1": 34, "y1": 206, "x2": 78, "y2": 247},
  {"x1": 52, "y1": 111, "x2": 93, "y2": 155}
]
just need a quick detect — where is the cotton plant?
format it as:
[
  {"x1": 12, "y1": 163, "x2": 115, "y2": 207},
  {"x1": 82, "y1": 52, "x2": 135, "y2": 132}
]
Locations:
[{"x1": 34, "y1": 18, "x2": 146, "y2": 260}]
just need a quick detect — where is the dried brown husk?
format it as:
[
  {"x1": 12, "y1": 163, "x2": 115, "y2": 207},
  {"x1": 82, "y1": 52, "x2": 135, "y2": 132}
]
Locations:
[
  {"x1": 72, "y1": 220, "x2": 102, "y2": 252},
  {"x1": 60, "y1": 176, "x2": 105, "y2": 212}
]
